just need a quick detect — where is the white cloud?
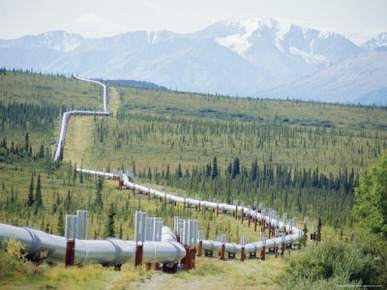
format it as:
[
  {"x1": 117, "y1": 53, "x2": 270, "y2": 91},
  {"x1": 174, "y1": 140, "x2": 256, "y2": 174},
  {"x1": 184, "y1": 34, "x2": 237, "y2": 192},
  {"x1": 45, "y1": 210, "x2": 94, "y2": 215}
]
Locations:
[
  {"x1": 72, "y1": 13, "x2": 132, "y2": 38},
  {"x1": 0, "y1": 0, "x2": 385, "y2": 43}
]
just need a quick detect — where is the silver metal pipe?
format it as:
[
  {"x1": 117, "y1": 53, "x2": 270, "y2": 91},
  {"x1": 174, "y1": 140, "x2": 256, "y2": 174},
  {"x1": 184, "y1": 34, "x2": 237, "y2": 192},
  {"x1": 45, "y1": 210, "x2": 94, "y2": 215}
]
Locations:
[
  {"x1": 78, "y1": 168, "x2": 304, "y2": 255},
  {"x1": 0, "y1": 223, "x2": 185, "y2": 266}
]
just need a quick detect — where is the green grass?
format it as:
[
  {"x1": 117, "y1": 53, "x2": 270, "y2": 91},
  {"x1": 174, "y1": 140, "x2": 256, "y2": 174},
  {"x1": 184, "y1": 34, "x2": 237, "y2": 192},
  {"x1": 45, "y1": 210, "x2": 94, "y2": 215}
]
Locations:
[
  {"x1": 67, "y1": 84, "x2": 387, "y2": 178},
  {"x1": 0, "y1": 71, "x2": 102, "y2": 109}
]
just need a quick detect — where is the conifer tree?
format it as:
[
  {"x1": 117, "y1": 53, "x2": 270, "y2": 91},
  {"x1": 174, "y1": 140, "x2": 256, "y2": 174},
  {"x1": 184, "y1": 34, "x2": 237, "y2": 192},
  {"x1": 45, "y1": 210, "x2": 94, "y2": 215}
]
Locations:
[
  {"x1": 212, "y1": 157, "x2": 218, "y2": 180},
  {"x1": 57, "y1": 207, "x2": 65, "y2": 236},
  {"x1": 95, "y1": 178, "x2": 103, "y2": 208},
  {"x1": 316, "y1": 216, "x2": 322, "y2": 242},
  {"x1": 25, "y1": 132, "x2": 29, "y2": 152},
  {"x1": 232, "y1": 157, "x2": 240, "y2": 179},
  {"x1": 104, "y1": 203, "x2": 116, "y2": 238},
  {"x1": 35, "y1": 173, "x2": 43, "y2": 208},
  {"x1": 27, "y1": 174, "x2": 34, "y2": 207}
]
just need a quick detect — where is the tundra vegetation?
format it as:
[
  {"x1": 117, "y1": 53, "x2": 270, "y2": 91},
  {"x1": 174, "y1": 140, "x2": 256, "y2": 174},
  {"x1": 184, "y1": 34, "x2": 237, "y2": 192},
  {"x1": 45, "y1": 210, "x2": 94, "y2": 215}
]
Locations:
[{"x1": 0, "y1": 70, "x2": 386, "y2": 288}]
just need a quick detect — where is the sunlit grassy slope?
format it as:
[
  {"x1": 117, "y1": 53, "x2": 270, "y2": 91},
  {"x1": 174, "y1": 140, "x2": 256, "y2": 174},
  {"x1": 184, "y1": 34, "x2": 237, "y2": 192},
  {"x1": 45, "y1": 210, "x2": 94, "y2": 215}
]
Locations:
[{"x1": 66, "y1": 84, "x2": 387, "y2": 177}]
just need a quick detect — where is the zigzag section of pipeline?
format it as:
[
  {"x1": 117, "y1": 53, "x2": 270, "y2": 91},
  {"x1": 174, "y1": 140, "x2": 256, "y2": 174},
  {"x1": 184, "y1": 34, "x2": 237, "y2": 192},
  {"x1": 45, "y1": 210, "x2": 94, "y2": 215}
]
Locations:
[
  {"x1": 79, "y1": 168, "x2": 303, "y2": 256},
  {"x1": 52, "y1": 75, "x2": 111, "y2": 162},
  {"x1": 1, "y1": 75, "x2": 304, "y2": 268}
]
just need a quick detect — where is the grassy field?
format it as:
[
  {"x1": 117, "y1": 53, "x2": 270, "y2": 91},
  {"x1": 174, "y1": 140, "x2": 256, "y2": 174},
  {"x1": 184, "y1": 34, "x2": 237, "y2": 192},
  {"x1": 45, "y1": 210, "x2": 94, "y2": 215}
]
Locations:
[{"x1": 66, "y1": 84, "x2": 387, "y2": 176}]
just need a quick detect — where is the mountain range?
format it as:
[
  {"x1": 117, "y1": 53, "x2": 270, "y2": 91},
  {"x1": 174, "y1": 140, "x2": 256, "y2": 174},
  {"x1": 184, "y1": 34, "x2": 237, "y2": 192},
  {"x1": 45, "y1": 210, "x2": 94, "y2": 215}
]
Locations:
[{"x1": 0, "y1": 19, "x2": 386, "y2": 105}]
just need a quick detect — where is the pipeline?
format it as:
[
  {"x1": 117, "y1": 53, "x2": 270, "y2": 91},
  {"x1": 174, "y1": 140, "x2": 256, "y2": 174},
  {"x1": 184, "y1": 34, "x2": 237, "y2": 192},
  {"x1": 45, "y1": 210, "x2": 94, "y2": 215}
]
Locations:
[
  {"x1": 78, "y1": 168, "x2": 304, "y2": 256},
  {"x1": 52, "y1": 75, "x2": 111, "y2": 162},
  {"x1": 0, "y1": 223, "x2": 185, "y2": 266},
  {"x1": 47, "y1": 75, "x2": 303, "y2": 266}
]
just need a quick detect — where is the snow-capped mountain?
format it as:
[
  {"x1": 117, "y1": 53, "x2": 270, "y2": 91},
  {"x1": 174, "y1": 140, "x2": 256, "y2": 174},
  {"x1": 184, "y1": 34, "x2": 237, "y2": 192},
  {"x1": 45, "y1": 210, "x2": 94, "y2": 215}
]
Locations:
[
  {"x1": 363, "y1": 32, "x2": 387, "y2": 51},
  {"x1": 0, "y1": 19, "x2": 385, "y2": 104}
]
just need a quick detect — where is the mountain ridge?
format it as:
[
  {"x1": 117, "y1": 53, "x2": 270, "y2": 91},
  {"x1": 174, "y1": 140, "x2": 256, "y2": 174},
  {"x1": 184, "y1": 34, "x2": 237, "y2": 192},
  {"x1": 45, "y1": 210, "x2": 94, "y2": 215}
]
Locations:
[{"x1": 0, "y1": 19, "x2": 386, "y2": 104}]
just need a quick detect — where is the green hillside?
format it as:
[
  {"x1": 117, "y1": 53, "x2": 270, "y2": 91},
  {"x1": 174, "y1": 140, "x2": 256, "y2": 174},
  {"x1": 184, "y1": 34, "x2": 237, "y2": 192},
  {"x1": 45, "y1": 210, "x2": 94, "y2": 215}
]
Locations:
[{"x1": 0, "y1": 71, "x2": 386, "y2": 288}]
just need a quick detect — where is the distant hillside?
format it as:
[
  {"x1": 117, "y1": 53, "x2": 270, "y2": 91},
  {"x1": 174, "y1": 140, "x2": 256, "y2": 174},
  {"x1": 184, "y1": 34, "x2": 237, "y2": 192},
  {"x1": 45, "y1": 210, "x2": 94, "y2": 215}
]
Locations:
[
  {"x1": 105, "y1": 79, "x2": 168, "y2": 90},
  {"x1": 0, "y1": 20, "x2": 386, "y2": 104}
]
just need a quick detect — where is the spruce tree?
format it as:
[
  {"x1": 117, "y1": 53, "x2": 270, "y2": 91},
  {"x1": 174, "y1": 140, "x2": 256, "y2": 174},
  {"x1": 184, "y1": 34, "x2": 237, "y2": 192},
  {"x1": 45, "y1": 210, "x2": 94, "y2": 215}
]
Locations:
[
  {"x1": 95, "y1": 178, "x2": 103, "y2": 208},
  {"x1": 25, "y1": 132, "x2": 29, "y2": 152},
  {"x1": 212, "y1": 157, "x2": 218, "y2": 180},
  {"x1": 27, "y1": 174, "x2": 34, "y2": 207},
  {"x1": 232, "y1": 157, "x2": 240, "y2": 179},
  {"x1": 316, "y1": 216, "x2": 322, "y2": 242},
  {"x1": 104, "y1": 203, "x2": 116, "y2": 238},
  {"x1": 57, "y1": 207, "x2": 65, "y2": 236},
  {"x1": 35, "y1": 173, "x2": 43, "y2": 208}
]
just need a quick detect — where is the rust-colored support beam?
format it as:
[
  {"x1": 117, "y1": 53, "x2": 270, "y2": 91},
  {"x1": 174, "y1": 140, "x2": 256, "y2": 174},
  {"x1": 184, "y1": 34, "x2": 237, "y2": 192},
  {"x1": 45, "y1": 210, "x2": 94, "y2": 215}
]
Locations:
[
  {"x1": 248, "y1": 214, "x2": 251, "y2": 227},
  {"x1": 254, "y1": 216, "x2": 257, "y2": 232},
  {"x1": 190, "y1": 248, "x2": 196, "y2": 269},
  {"x1": 198, "y1": 240, "x2": 203, "y2": 257},
  {"x1": 241, "y1": 247, "x2": 245, "y2": 262},
  {"x1": 241, "y1": 208, "x2": 244, "y2": 224},
  {"x1": 65, "y1": 240, "x2": 75, "y2": 268},
  {"x1": 183, "y1": 246, "x2": 190, "y2": 272},
  {"x1": 261, "y1": 246, "x2": 266, "y2": 261},
  {"x1": 216, "y1": 205, "x2": 219, "y2": 216},
  {"x1": 220, "y1": 244, "x2": 225, "y2": 261},
  {"x1": 281, "y1": 242, "x2": 285, "y2": 256},
  {"x1": 132, "y1": 186, "x2": 135, "y2": 196},
  {"x1": 145, "y1": 263, "x2": 151, "y2": 271},
  {"x1": 235, "y1": 206, "x2": 238, "y2": 220},
  {"x1": 268, "y1": 223, "x2": 271, "y2": 239},
  {"x1": 135, "y1": 244, "x2": 143, "y2": 268},
  {"x1": 153, "y1": 263, "x2": 159, "y2": 271}
]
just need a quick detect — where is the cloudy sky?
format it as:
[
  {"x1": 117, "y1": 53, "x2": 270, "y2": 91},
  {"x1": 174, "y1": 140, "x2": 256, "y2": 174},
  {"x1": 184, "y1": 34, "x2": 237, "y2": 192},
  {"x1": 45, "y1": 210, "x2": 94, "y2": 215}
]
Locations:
[{"x1": 1, "y1": 0, "x2": 386, "y2": 44}]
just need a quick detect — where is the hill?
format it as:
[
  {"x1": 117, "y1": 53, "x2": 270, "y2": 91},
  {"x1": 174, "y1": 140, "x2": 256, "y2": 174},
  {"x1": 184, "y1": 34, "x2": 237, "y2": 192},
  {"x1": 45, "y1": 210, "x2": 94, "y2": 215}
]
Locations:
[{"x1": 0, "y1": 20, "x2": 386, "y2": 104}]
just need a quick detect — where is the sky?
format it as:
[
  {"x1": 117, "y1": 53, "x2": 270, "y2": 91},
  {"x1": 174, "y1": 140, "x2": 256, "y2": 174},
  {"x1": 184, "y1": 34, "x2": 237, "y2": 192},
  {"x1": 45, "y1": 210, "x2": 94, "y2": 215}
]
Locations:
[{"x1": 0, "y1": 0, "x2": 386, "y2": 45}]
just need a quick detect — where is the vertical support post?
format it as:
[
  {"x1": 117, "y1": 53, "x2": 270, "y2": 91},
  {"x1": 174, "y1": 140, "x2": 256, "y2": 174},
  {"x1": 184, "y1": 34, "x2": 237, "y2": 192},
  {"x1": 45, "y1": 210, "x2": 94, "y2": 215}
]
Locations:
[
  {"x1": 216, "y1": 205, "x2": 219, "y2": 216},
  {"x1": 248, "y1": 214, "x2": 251, "y2": 227},
  {"x1": 261, "y1": 246, "x2": 266, "y2": 261},
  {"x1": 241, "y1": 208, "x2": 244, "y2": 223},
  {"x1": 241, "y1": 247, "x2": 245, "y2": 262},
  {"x1": 198, "y1": 240, "x2": 203, "y2": 257},
  {"x1": 135, "y1": 244, "x2": 143, "y2": 268},
  {"x1": 268, "y1": 222, "x2": 271, "y2": 239},
  {"x1": 65, "y1": 240, "x2": 75, "y2": 268},
  {"x1": 183, "y1": 245, "x2": 190, "y2": 271},
  {"x1": 220, "y1": 244, "x2": 225, "y2": 261},
  {"x1": 190, "y1": 248, "x2": 196, "y2": 269},
  {"x1": 254, "y1": 216, "x2": 257, "y2": 232}
]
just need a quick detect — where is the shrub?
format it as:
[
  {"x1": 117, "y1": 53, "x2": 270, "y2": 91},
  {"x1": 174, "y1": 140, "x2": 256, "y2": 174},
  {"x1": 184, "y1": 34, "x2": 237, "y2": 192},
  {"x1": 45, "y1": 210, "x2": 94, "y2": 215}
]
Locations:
[{"x1": 280, "y1": 239, "x2": 375, "y2": 289}]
